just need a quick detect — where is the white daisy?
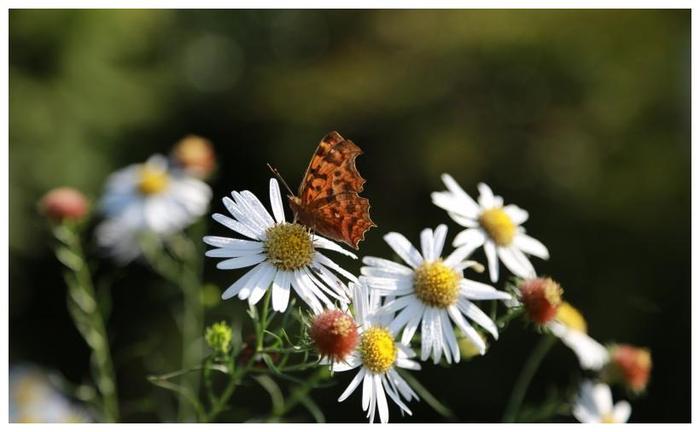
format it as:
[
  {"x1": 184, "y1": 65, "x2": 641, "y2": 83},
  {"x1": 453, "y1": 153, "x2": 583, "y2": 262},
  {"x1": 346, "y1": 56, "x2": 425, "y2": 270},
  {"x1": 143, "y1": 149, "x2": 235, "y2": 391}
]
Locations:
[
  {"x1": 548, "y1": 302, "x2": 609, "y2": 371},
  {"x1": 431, "y1": 174, "x2": 549, "y2": 283},
  {"x1": 361, "y1": 224, "x2": 511, "y2": 364},
  {"x1": 573, "y1": 380, "x2": 631, "y2": 423},
  {"x1": 203, "y1": 178, "x2": 357, "y2": 314},
  {"x1": 333, "y1": 279, "x2": 421, "y2": 424},
  {"x1": 10, "y1": 365, "x2": 90, "y2": 423},
  {"x1": 95, "y1": 154, "x2": 212, "y2": 263}
]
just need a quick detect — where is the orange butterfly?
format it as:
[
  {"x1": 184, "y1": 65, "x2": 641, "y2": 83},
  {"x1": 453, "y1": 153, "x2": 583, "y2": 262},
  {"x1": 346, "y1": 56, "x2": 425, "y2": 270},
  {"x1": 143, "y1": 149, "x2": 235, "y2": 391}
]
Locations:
[{"x1": 270, "y1": 131, "x2": 376, "y2": 249}]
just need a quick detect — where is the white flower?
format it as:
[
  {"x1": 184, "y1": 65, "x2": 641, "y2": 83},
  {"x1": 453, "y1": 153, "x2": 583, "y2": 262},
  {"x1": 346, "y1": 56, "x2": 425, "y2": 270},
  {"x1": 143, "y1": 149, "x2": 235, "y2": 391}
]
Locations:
[
  {"x1": 431, "y1": 174, "x2": 549, "y2": 283},
  {"x1": 10, "y1": 365, "x2": 90, "y2": 423},
  {"x1": 332, "y1": 279, "x2": 420, "y2": 423},
  {"x1": 203, "y1": 178, "x2": 357, "y2": 314},
  {"x1": 361, "y1": 224, "x2": 511, "y2": 364},
  {"x1": 573, "y1": 381, "x2": 631, "y2": 423},
  {"x1": 548, "y1": 302, "x2": 609, "y2": 370},
  {"x1": 95, "y1": 155, "x2": 212, "y2": 263}
]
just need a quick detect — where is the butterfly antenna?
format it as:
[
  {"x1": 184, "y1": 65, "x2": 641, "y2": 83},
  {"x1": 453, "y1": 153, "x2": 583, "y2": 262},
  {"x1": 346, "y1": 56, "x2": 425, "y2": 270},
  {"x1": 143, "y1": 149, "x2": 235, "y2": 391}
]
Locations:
[{"x1": 266, "y1": 163, "x2": 295, "y2": 196}]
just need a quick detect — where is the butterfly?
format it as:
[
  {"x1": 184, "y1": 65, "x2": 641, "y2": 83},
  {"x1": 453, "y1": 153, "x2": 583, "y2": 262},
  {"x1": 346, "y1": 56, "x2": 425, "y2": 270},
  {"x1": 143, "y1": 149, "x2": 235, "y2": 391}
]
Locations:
[{"x1": 269, "y1": 131, "x2": 376, "y2": 249}]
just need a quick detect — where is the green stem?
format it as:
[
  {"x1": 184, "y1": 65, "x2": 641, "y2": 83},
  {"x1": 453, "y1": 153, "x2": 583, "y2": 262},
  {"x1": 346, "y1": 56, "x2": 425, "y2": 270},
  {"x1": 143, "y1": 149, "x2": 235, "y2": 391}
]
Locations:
[
  {"x1": 57, "y1": 224, "x2": 119, "y2": 422},
  {"x1": 178, "y1": 266, "x2": 203, "y2": 421},
  {"x1": 204, "y1": 290, "x2": 273, "y2": 422},
  {"x1": 502, "y1": 334, "x2": 556, "y2": 422}
]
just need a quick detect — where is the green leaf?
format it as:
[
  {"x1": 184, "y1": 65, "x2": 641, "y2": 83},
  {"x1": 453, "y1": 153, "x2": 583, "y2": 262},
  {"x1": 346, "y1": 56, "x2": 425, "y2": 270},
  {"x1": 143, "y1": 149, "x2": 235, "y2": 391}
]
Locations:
[
  {"x1": 253, "y1": 375, "x2": 285, "y2": 417},
  {"x1": 56, "y1": 246, "x2": 84, "y2": 271},
  {"x1": 299, "y1": 394, "x2": 325, "y2": 423}
]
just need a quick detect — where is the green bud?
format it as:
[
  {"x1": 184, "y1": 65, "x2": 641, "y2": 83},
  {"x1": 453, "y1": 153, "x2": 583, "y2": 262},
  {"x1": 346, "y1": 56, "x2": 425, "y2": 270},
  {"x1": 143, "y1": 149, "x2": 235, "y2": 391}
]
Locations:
[{"x1": 205, "y1": 321, "x2": 232, "y2": 354}]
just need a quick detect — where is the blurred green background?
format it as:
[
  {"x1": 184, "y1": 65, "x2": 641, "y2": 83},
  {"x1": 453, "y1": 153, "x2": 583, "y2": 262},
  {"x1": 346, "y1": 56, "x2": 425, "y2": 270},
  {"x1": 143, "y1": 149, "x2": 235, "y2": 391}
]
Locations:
[{"x1": 9, "y1": 10, "x2": 690, "y2": 422}]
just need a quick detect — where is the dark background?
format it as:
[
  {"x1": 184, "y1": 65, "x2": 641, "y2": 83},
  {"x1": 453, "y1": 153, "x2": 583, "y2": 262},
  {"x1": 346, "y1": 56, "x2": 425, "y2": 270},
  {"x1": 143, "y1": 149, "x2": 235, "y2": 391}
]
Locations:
[{"x1": 9, "y1": 10, "x2": 690, "y2": 422}]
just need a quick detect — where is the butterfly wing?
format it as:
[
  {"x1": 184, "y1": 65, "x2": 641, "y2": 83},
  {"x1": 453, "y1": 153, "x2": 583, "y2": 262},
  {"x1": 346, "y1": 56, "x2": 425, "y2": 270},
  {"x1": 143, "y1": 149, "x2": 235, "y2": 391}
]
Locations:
[
  {"x1": 291, "y1": 131, "x2": 376, "y2": 249},
  {"x1": 307, "y1": 192, "x2": 376, "y2": 249},
  {"x1": 297, "y1": 131, "x2": 365, "y2": 203}
]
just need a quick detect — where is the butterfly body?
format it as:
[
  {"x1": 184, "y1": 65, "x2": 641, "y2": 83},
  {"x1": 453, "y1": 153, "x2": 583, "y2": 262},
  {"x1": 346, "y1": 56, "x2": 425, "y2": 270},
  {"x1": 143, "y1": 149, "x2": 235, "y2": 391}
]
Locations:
[{"x1": 288, "y1": 131, "x2": 376, "y2": 249}]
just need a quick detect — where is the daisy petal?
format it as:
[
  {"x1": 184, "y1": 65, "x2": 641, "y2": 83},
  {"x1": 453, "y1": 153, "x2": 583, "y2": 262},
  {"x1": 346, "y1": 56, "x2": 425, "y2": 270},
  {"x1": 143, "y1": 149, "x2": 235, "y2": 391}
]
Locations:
[
  {"x1": 216, "y1": 253, "x2": 267, "y2": 270},
  {"x1": 362, "y1": 257, "x2": 414, "y2": 275},
  {"x1": 374, "y1": 374, "x2": 390, "y2": 424},
  {"x1": 383, "y1": 232, "x2": 423, "y2": 268},
  {"x1": 271, "y1": 270, "x2": 291, "y2": 312},
  {"x1": 503, "y1": 204, "x2": 528, "y2": 225},
  {"x1": 513, "y1": 233, "x2": 549, "y2": 259},
  {"x1": 338, "y1": 369, "x2": 366, "y2": 402},
  {"x1": 498, "y1": 247, "x2": 535, "y2": 278},
  {"x1": 460, "y1": 279, "x2": 512, "y2": 301},
  {"x1": 269, "y1": 178, "x2": 286, "y2": 224},
  {"x1": 448, "y1": 305, "x2": 486, "y2": 355},
  {"x1": 613, "y1": 401, "x2": 632, "y2": 423},
  {"x1": 221, "y1": 262, "x2": 264, "y2": 299},
  {"x1": 432, "y1": 224, "x2": 448, "y2": 258},
  {"x1": 212, "y1": 213, "x2": 260, "y2": 240},
  {"x1": 420, "y1": 227, "x2": 435, "y2": 262},
  {"x1": 477, "y1": 182, "x2": 495, "y2": 208},
  {"x1": 457, "y1": 298, "x2": 499, "y2": 338},
  {"x1": 313, "y1": 235, "x2": 357, "y2": 259},
  {"x1": 483, "y1": 241, "x2": 499, "y2": 283}
]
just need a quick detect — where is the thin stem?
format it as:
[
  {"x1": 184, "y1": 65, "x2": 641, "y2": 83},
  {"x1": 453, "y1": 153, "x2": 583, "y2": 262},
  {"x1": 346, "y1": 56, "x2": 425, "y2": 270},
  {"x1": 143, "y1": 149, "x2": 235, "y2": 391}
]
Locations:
[
  {"x1": 502, "y1": 333, "x2": 557, "y2": 422},
  {"x1": 58, "y1": 225, "x2": 119, "y2": 422}
]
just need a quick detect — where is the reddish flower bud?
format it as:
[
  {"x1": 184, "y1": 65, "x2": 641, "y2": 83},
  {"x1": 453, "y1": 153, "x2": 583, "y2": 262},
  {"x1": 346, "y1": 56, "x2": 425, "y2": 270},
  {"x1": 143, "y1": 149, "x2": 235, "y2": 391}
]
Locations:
[
  {"x1": 606, "y1": 344, "x2": 652, "y2": 393},
  {"x1": 518, "y1": 277, "x2": 563, "y2": 325},
  {"x1": 39, "y1": 187, "x2": 89, "y2": 222},
  {"x1": 309, "y1": 309, "x2": 359, "y2": 363},
  {"x1": 172, "y1": 135, "x2": 216, "y2": 178}
]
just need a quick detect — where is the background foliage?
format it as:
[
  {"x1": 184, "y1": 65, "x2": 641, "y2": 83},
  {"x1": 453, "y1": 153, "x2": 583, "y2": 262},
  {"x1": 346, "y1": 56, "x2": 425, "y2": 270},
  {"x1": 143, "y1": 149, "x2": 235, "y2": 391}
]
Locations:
[{"x1": 9, "y1": 9, "x2": 690, "y2": 422}]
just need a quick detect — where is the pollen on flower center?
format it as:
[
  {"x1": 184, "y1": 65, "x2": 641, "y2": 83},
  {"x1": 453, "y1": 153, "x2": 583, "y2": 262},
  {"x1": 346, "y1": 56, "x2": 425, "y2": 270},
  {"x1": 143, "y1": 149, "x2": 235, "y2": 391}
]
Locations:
[
  {"x1": 265, "y1": 223, "x2": 315, "y2": 271},
  {"x1": 413, "y1": 260, "x2": 460, "y2": 308},
  {"x1": 138, "y1": 165, "x2": 170, "y2": 195},
  {"x1": 601, "y1": 413, "x2": 617, "y2": 423},
  {"x1": 479, "y1": 208, "x2": 516, "y2": 246},
  {"x1": 359, "y1": 326, "x2": 397, "y2": 374},
  {"x1": 556, "y1": 302, "x2": 587, "y2": 333}
]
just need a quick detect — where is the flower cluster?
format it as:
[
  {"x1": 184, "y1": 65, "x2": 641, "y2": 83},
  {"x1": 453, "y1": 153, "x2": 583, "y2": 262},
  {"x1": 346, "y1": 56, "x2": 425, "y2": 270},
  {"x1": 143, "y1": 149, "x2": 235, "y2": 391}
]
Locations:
[
  {"x1": 36, "y1": 133, "x2": 652, "y2": 424},
  {"x1": 199, "y1": 167, "x2": 654, "y2": 423}
]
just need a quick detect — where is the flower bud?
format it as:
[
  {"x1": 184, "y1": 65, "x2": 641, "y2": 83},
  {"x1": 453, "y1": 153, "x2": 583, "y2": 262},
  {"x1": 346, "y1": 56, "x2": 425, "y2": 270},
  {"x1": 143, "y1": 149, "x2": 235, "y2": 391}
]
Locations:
[
  {"x1": 39, "y1": 187, "x2": 89, "y2": 222},
  {"x1": 518, "y1": 277, "x2": 563, "y2": 325},
  {"x1": 205, "y1": 321, "x2": 233, "y2": 355},
  {"x1": 604, "y1": 344, "x2": 652, "y2": 393},
  {"x1": 172, "y1": 135, "x2": 216, "y2": 178},
  {"x1": 309, "y1": 309, "x2": 359, "y2": 363}
]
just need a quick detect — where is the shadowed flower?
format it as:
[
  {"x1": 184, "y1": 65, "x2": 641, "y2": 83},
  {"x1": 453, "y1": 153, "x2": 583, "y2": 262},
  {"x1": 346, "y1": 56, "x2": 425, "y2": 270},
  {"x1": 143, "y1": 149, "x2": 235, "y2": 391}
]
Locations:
[
  {"x1": 39, "y1": 187, "x2": 89, "y2": 222},
  {"x1": 203, "y1": 178, "x2": 357, "y2": 313},
  {"x1": 549, "y1": 302, "x2": 609, "y2": 370},
  {"x1": 517, "y1": 277, "x2": 563, "y2": 325},
  {"x1": 95, "y1": 154, "x2": 212, "y2": 263},
  {"x1": 604, "y1": 344, "x2": 652, "y2": 393},
  {"x1": 10, "y1": 365, "x2": 90, "y2": 423},
  {"x1": 431, "y1": 174, "x2": 549, "y2": 283},
  {"x1": 171, "y1": 134, "x2": 217, "y2": 179},
  {"x1": 573, "y1": 380, "x2": 631, "y2": 423},
  {"x1": 362, "y1": 224, "x2": 511, "y2": 364},
  {"x1": 331, "y1": 280, "x2": 421, "y2": 424}
]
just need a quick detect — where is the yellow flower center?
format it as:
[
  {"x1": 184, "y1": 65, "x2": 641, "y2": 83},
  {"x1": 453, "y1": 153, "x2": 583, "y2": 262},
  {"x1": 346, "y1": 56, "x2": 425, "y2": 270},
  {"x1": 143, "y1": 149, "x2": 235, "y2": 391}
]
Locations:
[
  {"x1": 137, "y1": 165, "x2": 170, "y2": 195},
  {"x1": 601, "y1": 413, "x2": 617, "y2": 423},
  {"x1": 360, "y1": 326, "x2": 397, "y2": 374},
  {"x1": 478, "y1": 208, "x2": 516, "y2": 246},
  {"x1": 414, "y1": 260, "x2": 460, "y2": 308},
  {"x1": 556, "y1": 302, "x2": 587, "y2": 333},
  {"x1": 265, "y1": 223, "x2": 315, "y2": 271}
]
